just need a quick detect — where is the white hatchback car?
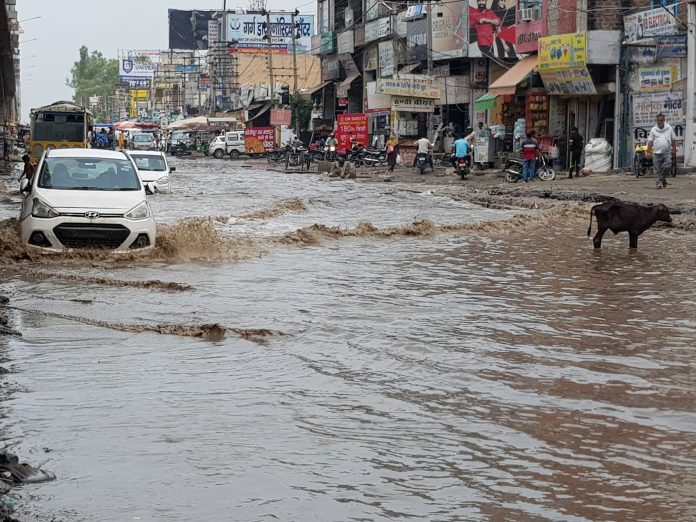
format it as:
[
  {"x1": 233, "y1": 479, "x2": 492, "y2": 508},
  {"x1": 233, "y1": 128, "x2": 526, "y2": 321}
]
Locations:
[
  {"x1": 127, "y1": 151, "x2": 173, "y2": 193},
  {"x1": 20, "y1": 149, "x2": 156, "y2": 253}
]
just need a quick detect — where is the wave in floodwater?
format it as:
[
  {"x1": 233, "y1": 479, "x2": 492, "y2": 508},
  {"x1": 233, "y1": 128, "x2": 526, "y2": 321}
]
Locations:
[
  {"x1": 0, "y1": 204, "x2": 690, "y2": 268},
  {"x1": 7, "y1": 305, "x2": 277, "y2": 343},
  {"x1": 24, "y1": 270, "x2": 192, "y2": 292}
]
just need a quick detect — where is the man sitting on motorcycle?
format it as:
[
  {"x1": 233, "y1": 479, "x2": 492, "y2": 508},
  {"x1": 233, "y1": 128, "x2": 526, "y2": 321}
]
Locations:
[
  {"x1": 451, "y1": 134, "x2": 472, "y2": 169},
  {"x1": 414, "y1": 135, "x2": 434, "y2": 172}
]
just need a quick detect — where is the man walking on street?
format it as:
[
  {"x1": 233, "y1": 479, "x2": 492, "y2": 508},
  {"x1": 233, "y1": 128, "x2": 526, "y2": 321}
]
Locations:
[
  {"x1": 647, "y1": 113, "x2": 677, "y2": 189},
  {"x1": 520, "y1": 130, "x2": 540, "y2": 183},
  {"x1": 568, "y1": 127, "x2": 583, "y2": 179}
]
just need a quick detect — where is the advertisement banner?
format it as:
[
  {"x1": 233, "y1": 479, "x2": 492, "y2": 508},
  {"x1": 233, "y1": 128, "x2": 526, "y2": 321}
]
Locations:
[
  {"x1": 624, "y1": 3, "x2": 678, "y2": 44},
  {"x1": 119, "y1": 54, "x2": 158, "y2": 79},
  {"x1": 168, "y1": 10, "x2": 216, "y2": 50},
  {"x1": 639, "y1": 66, "x2": 676, "y2": 91},
  {"x1": 337, "y1": 31, "x2": 354, "y2": 54},
  {"x1": 538, "y1": 32, "x2": 587, "y2": 70},
  {"x1": 174, "y1": 65, "x2": 200, "y2": 73},
  {"x1": 392, "y1": 96, "x2": 435, "y2": 113},
  {"x1": 244, "y1": 127, "x2": 275, "y2": 153},
  {"x1": 657, "y1": 34, "x2": 687, "y2": 58},
  {"x1": 468, "y1": 0, "x2": 519, "y2": 59},
  {"x1": 364, "y1": 46, "x2": 378, "y2": 70},
  {"x1": 539, "y1": 67, "x2": 596, "y2": 95},
  {"x1": 631, "y1": 92, "x2": 684, "y2": 127},
  {"x1": 378, "y1": 41, "x2": 395, "y2": 77},
  {"x1": 376, "y1": 75, "x2": 441, "y2": 99},
  {"x1": 270, "y1": 109, "x2": 292, "y2": 126},
  {"x1": 365, "y1": 17, "x2": 391, "y2": 43},
  {"x1": 226, "y1": 13, "x2": 314, "y2": 54},
  {"x1": 516, "y1": 18, "x2": 545, "y2": 54},
  {"x1": 336, "y1": 113, "x2": 369, "y2": 151},
  {"x1": 432, "y1": 2, "x2": 466, "y2": 59},
  {"x1": 208, "y1": 20, "x2": 219, "y2": 47},
  {"x1": 406, "y1": 18, "x2": 428, "y2": 62},
  {"x1": 632, "y1": 92, "x2": 685, "y2": 155}
]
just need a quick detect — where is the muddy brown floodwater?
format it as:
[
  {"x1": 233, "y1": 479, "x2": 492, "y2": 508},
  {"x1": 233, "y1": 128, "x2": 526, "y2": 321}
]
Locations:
[{"x1": 0, "y1": 158, "x2": 695, "y2": 521}]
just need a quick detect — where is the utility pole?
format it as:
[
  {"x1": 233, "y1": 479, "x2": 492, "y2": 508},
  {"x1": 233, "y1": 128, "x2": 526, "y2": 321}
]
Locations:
[
  {"x1": 685, "y1": 0, "x2": 696, "y2": 166},
  {"x1": 265, "y1": 11, "x2": 276, "y2": 107},
  {"x1": 426, "y1": 1, "x2": 434, "y2": 142},
  {"x1": 291, "y1": 11, "x2": 299, "y2": 136}
]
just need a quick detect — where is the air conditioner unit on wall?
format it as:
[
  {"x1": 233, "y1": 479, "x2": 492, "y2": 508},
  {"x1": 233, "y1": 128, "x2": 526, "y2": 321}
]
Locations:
[{"x1": 519, "y1": 8, "x2": 535, "y2": 21}]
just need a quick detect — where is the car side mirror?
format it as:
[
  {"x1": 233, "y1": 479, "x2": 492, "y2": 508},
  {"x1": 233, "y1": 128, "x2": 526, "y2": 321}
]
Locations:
[
  {"x1": 169, "y1": 166, "x2": 176, "y2": 173},
  {"x1": 20, "y1": 179, "x2": 30, "y2": 194},
  {"x1": 144, "y1": 183, "x2": 154, "y2": 195}
]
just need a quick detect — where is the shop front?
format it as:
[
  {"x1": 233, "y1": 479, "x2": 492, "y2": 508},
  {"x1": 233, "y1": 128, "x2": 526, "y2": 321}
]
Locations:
[
  {"x1": 538, "y1": 32, "x2": 617, "y2": 169},
  {"x1": 375, "y1": 75, "x2": 440, "y2": 162},
  {"x1": 479, "y1": 54, "x2": 540, "y2": 152}
]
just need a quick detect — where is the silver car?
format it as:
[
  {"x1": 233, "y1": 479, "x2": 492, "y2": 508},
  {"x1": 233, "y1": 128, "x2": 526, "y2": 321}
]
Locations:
[{"x1": 129, "y1": 133, "x2": 158, "y2": 151}]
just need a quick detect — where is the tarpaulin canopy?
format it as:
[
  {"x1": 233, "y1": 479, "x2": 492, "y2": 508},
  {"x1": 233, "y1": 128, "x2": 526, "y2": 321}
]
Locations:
[
  {"x1": 475, "y1": 93, "x2": 498, "y2": 111},
  {"x1": 113, "y1": 121, "x2": 158, "y2": 131},
  {"x1": 488, "y1": 55, "x2": 538, "y2": 96},
  {"x1": 166, "y1": 116, "x2": 210, "y2": 130}
]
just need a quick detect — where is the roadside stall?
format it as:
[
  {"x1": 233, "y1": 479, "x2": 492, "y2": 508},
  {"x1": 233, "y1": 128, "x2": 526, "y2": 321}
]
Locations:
[{"x1": 376, "y1": 75, "x2": 440, "y2": 164}]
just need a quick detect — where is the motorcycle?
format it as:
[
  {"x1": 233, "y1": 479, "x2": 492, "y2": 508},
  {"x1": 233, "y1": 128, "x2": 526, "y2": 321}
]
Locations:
[
  {"x1": 325, "y1": 144, "x2": 337, "y2": 162},
  {"x1": 634, "y1": 142, "x2": 676, "y2": 178},
  {"x1": 361, "y1": 148, "x2": 387, "y2": 167},
  {"x1": 504, "y1": 153, "x2": 556, "y2": 183},
  {"x1": 455, "y1": 155, "x2": 471, "y2": 180},
  {"x1": 415, "y1": 153, "x2": 430, "y2": 175}
]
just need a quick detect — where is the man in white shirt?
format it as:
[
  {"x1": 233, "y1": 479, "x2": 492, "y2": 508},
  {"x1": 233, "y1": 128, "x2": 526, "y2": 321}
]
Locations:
[
  {"x1": 647, "y1": 113, "x2": 677, "y2": 189},
  {"x1": 414, "y1": 136, "x2": 433, "y2": 173}
]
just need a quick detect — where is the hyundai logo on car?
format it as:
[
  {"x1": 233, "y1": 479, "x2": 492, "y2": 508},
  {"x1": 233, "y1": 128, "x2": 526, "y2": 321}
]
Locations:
[{"x1": 85, "y1": 212, "x2": 100, "y2": 219}]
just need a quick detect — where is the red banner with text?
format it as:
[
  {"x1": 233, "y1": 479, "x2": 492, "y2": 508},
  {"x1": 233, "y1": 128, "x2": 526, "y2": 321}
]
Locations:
[
  {"x1": 336, "y1": 113, "x2": 368, "y2": 151},
  {"x1": 244, "y1": 127, "x2": 275, "y2": 153}
]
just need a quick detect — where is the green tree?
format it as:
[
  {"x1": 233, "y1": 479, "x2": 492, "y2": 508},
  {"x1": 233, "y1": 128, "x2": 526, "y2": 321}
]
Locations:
[
  {"x1": 66, "y1": 46, "x2": 119, "y2": 121},
  {"x1": 291, "y1": 96, "x2": 313, "y2": 132}
]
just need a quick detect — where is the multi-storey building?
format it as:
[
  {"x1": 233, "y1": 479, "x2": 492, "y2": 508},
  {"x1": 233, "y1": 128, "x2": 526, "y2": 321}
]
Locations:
[{"x1": 312, "y1": 0, "x2": 688, "y2": 167}]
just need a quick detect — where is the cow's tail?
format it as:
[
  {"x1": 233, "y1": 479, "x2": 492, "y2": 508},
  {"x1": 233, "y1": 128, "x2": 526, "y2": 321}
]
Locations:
[{"x1": 587, "y1": 205, "x2": 597, "y2": 237}]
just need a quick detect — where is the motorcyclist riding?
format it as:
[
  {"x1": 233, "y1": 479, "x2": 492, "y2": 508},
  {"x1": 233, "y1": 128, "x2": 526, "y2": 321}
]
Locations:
[
  {"x1": 414, "y1": 135, "x2": 433, "y2": 174},
  {"x1": 451, "y1": 134, "x2": 472, "y2": 169}
]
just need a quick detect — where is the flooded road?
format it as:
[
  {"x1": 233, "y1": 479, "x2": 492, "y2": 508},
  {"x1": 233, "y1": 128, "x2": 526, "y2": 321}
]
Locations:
[{"x1": 1, "y1": 158, "x2": 695, "y2": 521}]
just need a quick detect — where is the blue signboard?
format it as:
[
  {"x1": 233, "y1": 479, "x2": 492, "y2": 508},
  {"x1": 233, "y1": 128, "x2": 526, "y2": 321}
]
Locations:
[{"x1": 656, "y1": 34, "x2": 687, "y2": 58}]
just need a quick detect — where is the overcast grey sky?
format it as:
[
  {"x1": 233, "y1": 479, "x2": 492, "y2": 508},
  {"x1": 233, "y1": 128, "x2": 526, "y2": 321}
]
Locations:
[{"x1": 18, "y1": 0, "x2": 316, "y2": 122}]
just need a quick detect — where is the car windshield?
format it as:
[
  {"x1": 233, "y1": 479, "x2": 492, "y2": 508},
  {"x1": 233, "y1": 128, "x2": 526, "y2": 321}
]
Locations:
[
  {"x1": 37, "y1": 157, "x2": 142, "y2": 191},
  {"x1": 133, "y1": 134, "x2": 153, "y2": 142},
  {"x1": 131, "y1": 154, "x2": 166, "y2": 172}
]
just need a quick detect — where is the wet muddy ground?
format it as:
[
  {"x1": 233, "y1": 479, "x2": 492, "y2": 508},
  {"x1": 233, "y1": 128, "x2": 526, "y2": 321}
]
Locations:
[{"x1": 0, "y1": 158, "x2": 695, "y2": 521}]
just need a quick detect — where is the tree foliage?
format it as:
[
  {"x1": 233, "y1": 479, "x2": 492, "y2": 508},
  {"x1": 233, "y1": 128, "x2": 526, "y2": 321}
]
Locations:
[
  {"x1": 291, "y1": 96, "x2": 313, "y2": 131},
  {"x1": 66, "y1": 46, "x2": 118, "y2": 120}
]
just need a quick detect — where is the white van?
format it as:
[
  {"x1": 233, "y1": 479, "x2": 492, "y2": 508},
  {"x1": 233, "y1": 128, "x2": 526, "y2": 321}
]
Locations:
[{"x1": 209, "y1": 131, "x2": 245, "y2": 159}]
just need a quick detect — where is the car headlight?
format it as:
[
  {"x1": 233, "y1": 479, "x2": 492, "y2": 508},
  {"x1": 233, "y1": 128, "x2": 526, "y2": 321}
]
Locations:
[
  {"x1": 32, "y1": 198, "x2": 59, "y2": 218},
  {"x1": 156, "y1": 176, "x2": 170, "y2": 184},
  {"x1": 124, "y1": 201, "x2": 150, "y2": 220}
]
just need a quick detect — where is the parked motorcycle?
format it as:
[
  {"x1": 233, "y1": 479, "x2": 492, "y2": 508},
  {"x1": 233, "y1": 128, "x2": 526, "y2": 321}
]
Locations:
[
  {"x1": 170, "y1": 141, "x2": 193, "y2": 158},
  {"x1": 504, "y1": 153, "x2": 556, "y2": 183},
  {"x1": 634, "y1": 142, "x2": 676, "y2": 178},
  {"x1": 361, "y1": 148, "x2": 387, "y2": 167}
]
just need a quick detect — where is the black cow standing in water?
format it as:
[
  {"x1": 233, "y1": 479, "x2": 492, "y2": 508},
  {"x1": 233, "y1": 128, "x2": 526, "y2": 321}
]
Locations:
[{"x1": 587, "y1": 202, "x2": 672, "y2": 249}]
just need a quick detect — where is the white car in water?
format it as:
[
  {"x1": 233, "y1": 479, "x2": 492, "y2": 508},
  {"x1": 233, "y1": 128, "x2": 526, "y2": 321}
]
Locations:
[
  {"x1": 19, "y1": 149, "x2": 156, "y2": 253},
  {"x1": 127, "y1": 151, "x2": 174, "y2": 193},
  {"x1": 128, "y1": 132, "x2": 158, "y2": 151}
]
